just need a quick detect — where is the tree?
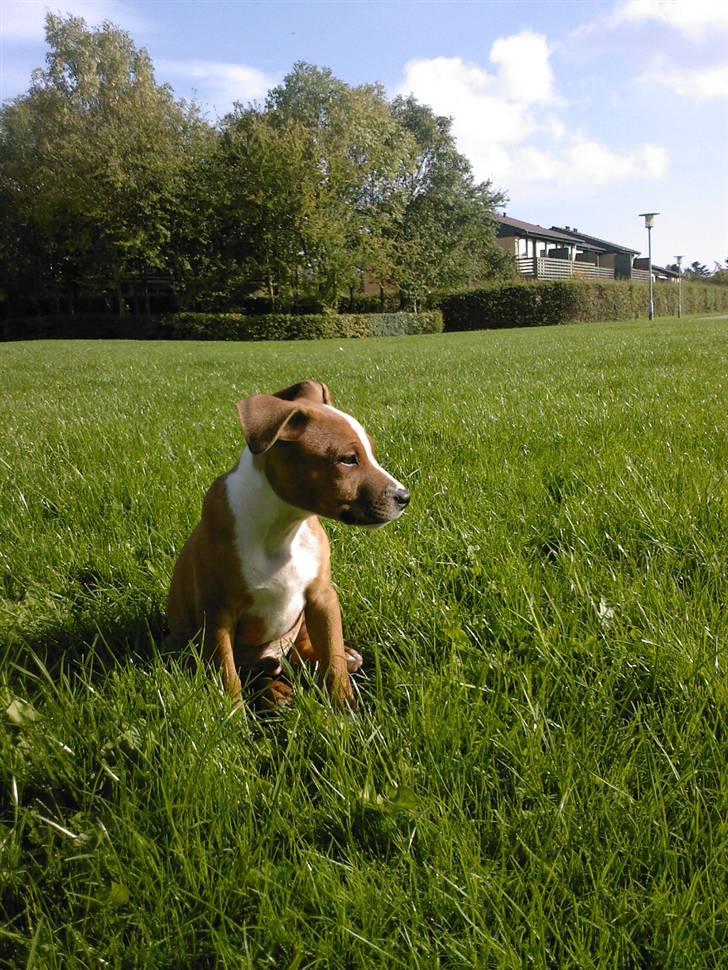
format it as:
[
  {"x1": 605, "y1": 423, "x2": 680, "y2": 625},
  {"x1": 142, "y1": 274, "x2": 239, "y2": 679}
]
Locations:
[
  {"x1": 218, "y1": 63, "x2": 415, "y2": 309},
  {"x1": 1, "y1": 30, "x2": 510, "y2": 321},
  {"x1": 216, "y1": 107, "x2": 316, "y2": 308},
  {"x1": 686, "y1": 260, "x2": 710, "y2": 278},
  {"x1": 708, "y1": 259, "x2": 728, "y2": 286},
  {"x1": 216, "y1": 68, "x2": 508, "y2": 311},
  {"x1": 387, "y1": 96, "x2": 510, "y2": 309},
  {"x1": 0, "y1": 14, "x2": 211, "y2": 316}
]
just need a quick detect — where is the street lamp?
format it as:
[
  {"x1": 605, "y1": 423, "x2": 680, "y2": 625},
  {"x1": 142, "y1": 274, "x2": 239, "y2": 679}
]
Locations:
[
  {"x1": 639, "y1": 212, "x2": 659, "y2": 320},
  {"x1": 676, "y1": 255, "x2": 684, "y2": 319}
]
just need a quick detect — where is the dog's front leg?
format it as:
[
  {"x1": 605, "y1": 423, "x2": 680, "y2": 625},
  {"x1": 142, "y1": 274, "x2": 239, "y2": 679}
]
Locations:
[
  {"x1": 304, "y1": 583, "x2": 354, "y2": 708},
  {"x1": 202, "y1": 613, "x2": 242, "y2": 704}
]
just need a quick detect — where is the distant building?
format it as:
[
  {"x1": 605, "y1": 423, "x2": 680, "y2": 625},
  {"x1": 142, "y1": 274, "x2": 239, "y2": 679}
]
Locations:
[{"x1": 495, "y1": 214, "x2": 671, "y2": 282}]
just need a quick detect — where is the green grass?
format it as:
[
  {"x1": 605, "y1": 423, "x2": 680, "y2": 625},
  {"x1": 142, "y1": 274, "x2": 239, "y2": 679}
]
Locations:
[{"x1": 1, "y1": 317, "x2": 727, "y2": 968}]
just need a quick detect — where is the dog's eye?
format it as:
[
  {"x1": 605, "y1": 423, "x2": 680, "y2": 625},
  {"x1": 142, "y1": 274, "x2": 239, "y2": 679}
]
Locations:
[{"x1": 338, "y1": 454, "x2": 358, "y2": 466}]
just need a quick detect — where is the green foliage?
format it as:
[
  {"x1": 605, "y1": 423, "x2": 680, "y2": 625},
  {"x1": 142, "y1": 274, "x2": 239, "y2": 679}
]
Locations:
[
  {"x1": 1, "y1": 321, "x2": 727, "y2": 966},
  {"x1": 387, "y1": 96, "x2": 511, "y2": 308},
  {"x1": 1, "y1": 25, "x2": 507, "y2": 321},
  {"x1": 0, "y1": 14, "x2": 211, "y2": 317},
  {"x1": 162, "y1": 310, "x2": 443, "y2": 340},
  {"x1": 213, "y1": 65, "x2": 506, "y2": 312},
  {"x1": 2, "y1": 314, "x2": 163, "y2": 340},
  {"x1": 686, "y1": 261, "x2": 710, "y2": 278},
  {"x1": 440, "y1": 279, "x2": 728, "y2": 331}
]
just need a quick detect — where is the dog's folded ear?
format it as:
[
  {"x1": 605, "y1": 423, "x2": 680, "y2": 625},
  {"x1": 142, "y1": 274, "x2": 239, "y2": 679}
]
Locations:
[
  {"x1": 273, "y1": 380, "x2": 332, "y2": 406},
  {"x1": 236, "y1": 396, "x2": 309, "y2": 454}
]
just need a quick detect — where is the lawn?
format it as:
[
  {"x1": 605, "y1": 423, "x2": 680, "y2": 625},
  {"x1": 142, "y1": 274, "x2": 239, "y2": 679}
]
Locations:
[{"x1": 1, "y1": 317, "x2": 727, "y2": 968}]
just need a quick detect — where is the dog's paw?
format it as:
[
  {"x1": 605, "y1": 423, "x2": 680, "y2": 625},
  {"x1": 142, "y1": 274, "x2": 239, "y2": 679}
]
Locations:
[
  {"x1": 258, "y1": 676, "x2": 295, "y2": 710},
  {"x1": 326, "y1": 670, "x2": 357, "y2": 711},
  {"x1": 344, "y1": 644, "x2": 363, "y2": 674}
]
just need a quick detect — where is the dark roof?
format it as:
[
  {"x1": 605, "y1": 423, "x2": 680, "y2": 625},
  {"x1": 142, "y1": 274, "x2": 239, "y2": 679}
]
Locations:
[
  {"x1": 656, "y1": 265, "x2": 680, "y2": 278},
  {"x1": 494, "y1": 215, "x2": 578, "y2": 246},
  {"x1": 550, "y1": 226, "x2": 639, "y2": 256}
]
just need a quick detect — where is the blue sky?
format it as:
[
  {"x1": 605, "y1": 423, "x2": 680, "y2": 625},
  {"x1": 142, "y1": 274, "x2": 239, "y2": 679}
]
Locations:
[{"x1": 2, "y1": 0, "x2": 727, "y2": 267}]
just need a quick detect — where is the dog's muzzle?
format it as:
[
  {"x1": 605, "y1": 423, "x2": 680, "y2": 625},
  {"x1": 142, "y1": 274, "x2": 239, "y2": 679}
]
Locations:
[{"x1": 341, "y1": 485, "x2": 411, "y2": 527}]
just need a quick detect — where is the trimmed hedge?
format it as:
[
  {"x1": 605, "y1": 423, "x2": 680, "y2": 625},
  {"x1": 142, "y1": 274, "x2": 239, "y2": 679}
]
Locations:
[
  {"x1": 161, "y1": 310, "x2": 443, "y2": 341},
  {"x1": 439, "y1": 280, "x2": 728, "y2": 331},
  {"x1": 2, "y1": 314, "x2": 164, "y2": 341}
]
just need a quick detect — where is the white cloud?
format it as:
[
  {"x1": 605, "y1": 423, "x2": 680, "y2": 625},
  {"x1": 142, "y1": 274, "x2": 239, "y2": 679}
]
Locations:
[
  {"x1": 397, "y1": 31, "x2": 667, "y2": 191},
  {"x1": 522, "y1": 139, "x2": 668, "y2": 188},
  {"x1": 649, "y1": 63, "x2": 728, "y2": 98},
  {"x1": 507, "y1": 139, "x2": 667, "y2": 190},
  {"x1": 489, "y1": 31, "x2": 555, "y2": 105},
  {"x1": 573, "y1": 2, "x2": 728, "y2": 106},
  {"x1": 400, "y1": 54, "x2": 538, "y2": 152},
  {"x1": 398, "y1": 32, "x2": 556, "y2": 182},
  {"x1": 158, "y1": 60, "x2": 276, "y2": 113},
  {"x1": 573, "y1": 0, "x2": 728, "y2": 44},
  {"x1": 0, "y1": 0, "x2": 146, "y2": 42},
  {"x1": 613, "y1": 0, "x2": 728, "y2": 35}
]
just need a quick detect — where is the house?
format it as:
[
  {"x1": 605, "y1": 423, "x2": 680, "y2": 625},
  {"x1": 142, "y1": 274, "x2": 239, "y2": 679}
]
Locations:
[
  {"x1": 495, "y1": 214, "x2": 665, "y2": 283},
  {"x1": 633, "y1": 260, "x2": 680, "y2": 283},
  {"x1": 494, "y1": 215, "x2": 584, "y2": 262},
  {"x1": 550, "y1": 225, "x2": 639, "y2": 279}
]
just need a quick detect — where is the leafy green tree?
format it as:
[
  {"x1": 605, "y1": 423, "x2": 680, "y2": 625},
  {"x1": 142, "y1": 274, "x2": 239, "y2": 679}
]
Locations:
[
  {"x1": 708, "y1": 260, "x2": 728, "y2": 286},
  {"x1": 217, "y1": 66, "x2": 507, "y2": 311},
  {"x1": 216, "y1": 108, "x2": 314, "y2": 308},
  {"x1": 218, "y1": 63, "x2": 413, "y2": 309},
  {"x1": 0, "y1": 14, "x2": 211, "y2": 316},
  {"x1": 388, "y1": 96, "x2": 510, "y2": 309},
  {"x1": 0, "y1": 79, "x2": 81, "y2": 314},
  {"x1": 686, "y1": 260, "x2": 710, "y2": 278},
  {"x1": 1, "y1": 26, "x2": 509, "y2": 322}
]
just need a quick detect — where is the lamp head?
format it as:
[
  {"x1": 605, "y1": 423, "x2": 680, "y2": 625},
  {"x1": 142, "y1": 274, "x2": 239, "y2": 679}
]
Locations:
[{"x1": 639, "y1": 212, "x2": 659, "y2": 229}]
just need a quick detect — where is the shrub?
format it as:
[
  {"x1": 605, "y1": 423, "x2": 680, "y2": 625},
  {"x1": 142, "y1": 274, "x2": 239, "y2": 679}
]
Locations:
[
  {"x1": 161, "y1": 311, "x2": 443, "y2": 341},
  {"x1": 438, "y1": 280, "x2": 728, "y2": 331},
  {"x1": 439, "y1": 282, "x2": 572, "y2": 331},
  {"x1": 1, "y1": 314, "x2": 164, "y2": 341},
  {"x1": 345, "y1": 292, "x2": 403, "y2": 314}
]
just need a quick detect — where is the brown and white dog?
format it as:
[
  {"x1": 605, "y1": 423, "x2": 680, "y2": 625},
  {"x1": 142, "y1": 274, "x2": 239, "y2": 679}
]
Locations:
[{"x1": 165, "y1": 380, "x2": 409, "y2": 708}]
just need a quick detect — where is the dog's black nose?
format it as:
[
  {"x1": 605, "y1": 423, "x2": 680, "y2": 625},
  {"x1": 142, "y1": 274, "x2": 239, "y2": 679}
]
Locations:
[{"x1": 394, "y1": 488, "x2": 410, "y2": 508}]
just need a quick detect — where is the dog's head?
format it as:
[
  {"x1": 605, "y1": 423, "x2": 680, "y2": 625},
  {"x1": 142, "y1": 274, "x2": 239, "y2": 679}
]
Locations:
[{"x1": 236, "y1": 380, "x2": 410, "y2": 527}]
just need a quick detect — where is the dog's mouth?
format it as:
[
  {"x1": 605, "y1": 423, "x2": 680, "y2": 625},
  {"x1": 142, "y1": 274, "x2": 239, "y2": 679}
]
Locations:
[
  {"x1": 340, "y1": 505, "x2": 406, "y2": 528},
  {"x1": 338, "y1": 485, "x2": 410, "y2": 528}
]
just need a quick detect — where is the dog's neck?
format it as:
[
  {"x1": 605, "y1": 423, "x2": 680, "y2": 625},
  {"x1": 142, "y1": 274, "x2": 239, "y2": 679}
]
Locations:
[{"x1": 225, "y1": 448, "x2": 310, "y2": 556}]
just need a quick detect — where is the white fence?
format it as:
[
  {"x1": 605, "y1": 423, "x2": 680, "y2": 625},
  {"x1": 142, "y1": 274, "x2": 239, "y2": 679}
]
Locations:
[
  {"x1": 517, "y1": 256, "x2": 616, "y2": 281},
  {"x1": 517, "y1": 256, "x2": 658, "y2": 284},
  {"x1": 573, "y1": 263, "x2": 616, "y2": 280}
]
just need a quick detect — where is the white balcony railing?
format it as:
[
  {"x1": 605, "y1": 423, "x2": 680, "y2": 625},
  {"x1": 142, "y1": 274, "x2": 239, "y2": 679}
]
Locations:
[
  {"x1": 517, "y1": 256, "x2": 656, "y2": 283},
  {"x1": 517, "y1": 256, "x2": 616, "y2": 281},
  {"x1": 572, "y1": 262, "x2": 616, "y2": 280}
]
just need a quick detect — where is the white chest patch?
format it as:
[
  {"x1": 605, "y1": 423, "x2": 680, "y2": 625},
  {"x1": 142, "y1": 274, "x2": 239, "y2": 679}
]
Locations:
[
  {"x1": 225, "y1": 450, "x2": 320, "y2": 645},
  {"x1": 237, "y1": 521, "x2": 319, "y2": 643}
]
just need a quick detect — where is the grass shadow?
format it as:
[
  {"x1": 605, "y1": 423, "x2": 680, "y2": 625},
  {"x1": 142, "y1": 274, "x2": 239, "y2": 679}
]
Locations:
[{"x1": 2, "y1": 607, "x2": 169, "y2": 699}]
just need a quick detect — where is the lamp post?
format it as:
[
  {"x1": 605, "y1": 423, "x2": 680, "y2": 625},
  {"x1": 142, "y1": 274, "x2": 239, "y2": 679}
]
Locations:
[
  {"x1": 676, "y1": 255, "x2": 684, "y2": 319},
  {"x1": 639, "y1": 212, "x2": 659, "y2": 320}
]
